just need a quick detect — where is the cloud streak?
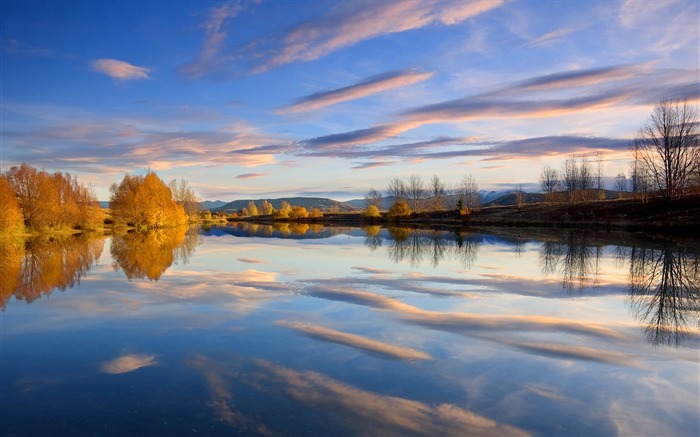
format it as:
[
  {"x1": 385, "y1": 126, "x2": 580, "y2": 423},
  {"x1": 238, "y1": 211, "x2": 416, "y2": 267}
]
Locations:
[
  {"x1": 91, "y1": 59, "x2": 150, "y2": 80},
  {"x1": 179, "y1": 1, "x2": 249, "y2": 78},
  {"x1": 100, "y1": 354, "x2": 157, "y2": 374},
  {"x1": 252, "y1": 0, "x2": 503, "y2": 72},
  {"x1": 279, "y1": 320, "x2": 431, "y2": 361},
  {"x1": 281, "y1": 70, "x2": 434, "y2": 113},
  {"x1": 255, "y1": 359, "x2": 530, "y2": 436}
]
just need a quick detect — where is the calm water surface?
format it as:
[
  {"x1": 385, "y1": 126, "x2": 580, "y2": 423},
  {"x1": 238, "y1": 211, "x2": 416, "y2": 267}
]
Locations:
[{"x1": 1, "y1": 224, "x2": 698, "y2": 436}]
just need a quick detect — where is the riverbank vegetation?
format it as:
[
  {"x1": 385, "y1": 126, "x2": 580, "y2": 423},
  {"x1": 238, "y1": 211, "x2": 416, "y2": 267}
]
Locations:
[{"x1": 1, "y1": 163, "x2": 103, "y2": 236}]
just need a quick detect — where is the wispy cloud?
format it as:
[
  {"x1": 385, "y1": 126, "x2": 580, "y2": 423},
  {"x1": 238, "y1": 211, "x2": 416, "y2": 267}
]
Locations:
[
  {"x1": 618, "y1": 0, "x2": 700, "y2": 54},
  {"x1": 525, "y1": 26, "x2": 582, "y2": 48},
  {"x1": 292, "y1": 64, "x2": 698, "y2": 159},
  {"x1": 2, "y1": 104, "x2": 284, "y2": 174},
  {"x1": 281, "y1": 70, "x2": 434, "y2": 113},
  {"x1": 302, "y1": 285, "x2": 627, "y2": 342},
  {"x1": 183, "y1": 0, "x2": 503, "y2": 77},
  {"x1": 255, "y1": 359, "x2": 530, "y2": 436},
  {"x1": 179, "y1": 0, "x2": 250, "y2": 78},
  {"x1": 278, "y1": 320, "x2": 431, "y2": 361},
  {"x1": 253, "y1": 0, "x2": 503, "y2": 72},
  {"x1": 100, "y1": 354, "x2": 157, "y2": 374},
  {"x1": 2, "y1": 37, "x2": 51, "y2": 56},
  {"x1": 236, "y1": 173, "x2": 266, "y2": 179},
  {"x1": 351, "y1": 161, "x2": 396, "y2": 170},
  {"x1": 91, "y1": 58, "x2": 150, "y2": 80}
]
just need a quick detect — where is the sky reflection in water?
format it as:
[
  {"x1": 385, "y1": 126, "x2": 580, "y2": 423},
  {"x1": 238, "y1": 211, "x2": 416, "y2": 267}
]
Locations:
[{"x1": 1, "y1": 225, "x2": 698, "y2": 436}]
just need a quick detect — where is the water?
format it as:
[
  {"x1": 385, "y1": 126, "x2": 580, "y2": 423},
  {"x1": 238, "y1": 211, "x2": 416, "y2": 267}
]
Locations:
[{"x1": 1, "y1": 224, "x2": 698, "y2": 436}]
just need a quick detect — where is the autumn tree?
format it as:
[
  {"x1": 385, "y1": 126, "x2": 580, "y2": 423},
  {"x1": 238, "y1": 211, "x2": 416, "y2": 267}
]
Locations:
[
  {"x1": 0, "y1": 175, "x2": 23, "y2": 235},
  {"x1": 363, "y1": 204, "x2": 381, "y2": 219},
  {"x1": 273, "y1": 201, "x2": 292, "y2": 219},
  {"x1": 632, "y1": 98, "x2": 700, "y2": 200},
  {"x1": 289, "y1": 205, "x2": 309, "y2": 220},
  {"x1": 4, "y1": 163, "x2": 102, "y2": 231},
  {"x1": 387, "y1": 200, "x2": 411, "y2": 220},
  {"x1": 261, "y1": 200, "x2": 275, "y2": 215},
  {"x1": 247, "y1": 200, "x2": 259, "y2": 217},
  {"x1": 110, "y1": 172, "x2": 186, "y2": 229},
  {"x1": 6, "y1": 163, "x2": 59, "y2": 229}
]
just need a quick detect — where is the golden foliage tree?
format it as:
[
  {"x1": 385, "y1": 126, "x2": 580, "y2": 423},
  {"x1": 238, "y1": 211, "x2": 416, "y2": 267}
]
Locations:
[
  {"x1": 363, "y1": 204, "x2": 381, "y2": 218},
  {"x1": 4, "y1": 163, "x2": 102, "y2": 231},
  {"x1": 110, "y1": 172, "x2": 186, "y2": 229},
  {"x1": 0, "y1": 175, "x2": 24, "y2": 236},
  {"x1": 6, "y1": 163, "x2": 59, "y2": 229},
  {"x1": 387, "y1": 200, "x2": 411, "y2": 220}
]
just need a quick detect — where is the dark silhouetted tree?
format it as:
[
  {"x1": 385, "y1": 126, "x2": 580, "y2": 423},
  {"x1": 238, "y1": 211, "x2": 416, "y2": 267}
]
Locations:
[{"x1": 632, "y1": 98, "x2": 700, "y2": 200}]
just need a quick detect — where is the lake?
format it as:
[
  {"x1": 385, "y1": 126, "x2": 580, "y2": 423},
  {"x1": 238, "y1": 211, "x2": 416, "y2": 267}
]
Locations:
[{"x1": 1, "y1": 224, "x2": 698, "y2": 436}]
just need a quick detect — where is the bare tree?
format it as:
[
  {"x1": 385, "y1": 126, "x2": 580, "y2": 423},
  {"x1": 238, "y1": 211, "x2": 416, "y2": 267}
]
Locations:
[
  {"x1": 514, "y1": 184, "x2": 525, "y2": 208},
  {"x1": 458, "y1": 174, "x2": 480, "y2": 211},
  {"x1": 595, "y1": 152, "x2": 605, "y2": 200},
  {"x1": 540, "y1": 165, "x2": 560, "y2": 202},
  {"x1": 364, "y1": 188, "x2": 383, "y2": 209},
  {"x1": 407, "y1": 174, "x2": 425, "y2": 212},
  {"x1": 562, "y1": 155, "x2": 595, "y2": 204},
  {"x1": 632, "y1": 98, "x2": 700, "y2": 200},
  {"x1": 615, "y1": 173, "x2": 627, "y2": 198},
  {"x1": 429, "y1": 174, "x2": 446, "y2": 211},
  {"x1": 169, "y1": 178, "x2": 200, "y2": 219},
  {"x1": 387, "y1": 178, "x2": 406, "y2": 202},
  {"x1": 562, "y1": 155, "x2": 579, "y2": 205}
]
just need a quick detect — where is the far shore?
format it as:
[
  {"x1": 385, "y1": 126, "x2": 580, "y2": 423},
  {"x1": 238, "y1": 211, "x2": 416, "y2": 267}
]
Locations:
[
  {"x1": 3, "y1": 195, "x2": 698, "y2": 239},
  {"x1": 228, "y1": 196, "x2": 700, "y2": 233}
]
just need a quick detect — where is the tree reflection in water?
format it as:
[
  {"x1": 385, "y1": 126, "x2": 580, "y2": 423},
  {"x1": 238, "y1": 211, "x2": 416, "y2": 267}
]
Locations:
[
  {"x1": 539, "y1": 232, "x2": 602, "y2": 292},
  {"x1": 0, "y1": 234, "x2": 104, "y2": 309},
  {"x1": 380, "y1": 227, "x2": 480, "y2": 269},
  {"x1": 540, "y1": 231, "x2": 699, "y2": 347},
  {"x1": 111, "y1": 227, "x2": 201, "y2": 281},
  {"x1": 362, "y1": 225, "x2": 382, "y2": 252},
  {"x1": 626, "y1": 246, "x2": 700, "y2": 346}
]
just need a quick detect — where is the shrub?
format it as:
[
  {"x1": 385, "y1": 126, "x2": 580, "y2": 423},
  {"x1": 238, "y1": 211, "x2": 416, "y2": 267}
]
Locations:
[{"x1": 387, "y1": 200, "x2": 411, "y2": 220}]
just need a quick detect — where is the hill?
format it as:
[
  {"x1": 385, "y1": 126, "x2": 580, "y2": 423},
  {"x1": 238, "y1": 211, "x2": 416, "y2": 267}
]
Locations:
[
  {"x1": 199, "y1": 200, "x2": 228, "y2": 210},
  {"x1": 213, "y1": 197, "x2": 359, "y2": 213}
]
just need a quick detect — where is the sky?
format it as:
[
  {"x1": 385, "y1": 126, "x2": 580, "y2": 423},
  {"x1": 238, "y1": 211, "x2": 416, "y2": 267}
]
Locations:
[{"x1": 1, "y1": 0, "x2": 699, "y2": 201}]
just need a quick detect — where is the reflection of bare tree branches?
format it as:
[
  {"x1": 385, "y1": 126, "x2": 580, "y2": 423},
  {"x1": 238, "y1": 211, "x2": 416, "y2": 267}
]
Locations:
[
  {"x1": 362, "y1": 226, "x2": 382, "y2": 252},
  {"x1": 627, "y1": 247, "x2": 700, "y2": 347},
  {"x1": 385, "y1": 228, "x2": 480, "y2": 269},
  {"x1": 539, "y1": 233, "x2": 602, "y2": 293},
  {"x1": 111, "y1": 227, "x2": 201, "y2": 281},
  {"x1": 1, "y1": 235, "x2": 104, "y2": 309},
  {"x1": 454, "y1": 232, "x2": 480, "y2": 270}
]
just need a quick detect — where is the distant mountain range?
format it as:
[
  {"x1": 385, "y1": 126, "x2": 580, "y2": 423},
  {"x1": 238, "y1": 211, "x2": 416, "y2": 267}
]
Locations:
[
  {"x1": 212, "y1": 197, "x2": 359, "y2": 213},
  {"x1": 100, "y1": 189, "x2": 625, "y2": 212}
]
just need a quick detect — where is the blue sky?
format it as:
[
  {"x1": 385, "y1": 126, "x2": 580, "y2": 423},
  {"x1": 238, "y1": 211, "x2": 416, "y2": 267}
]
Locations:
[{"x1": 2, "y1": 0, "x2": 698, "y2": 201}]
